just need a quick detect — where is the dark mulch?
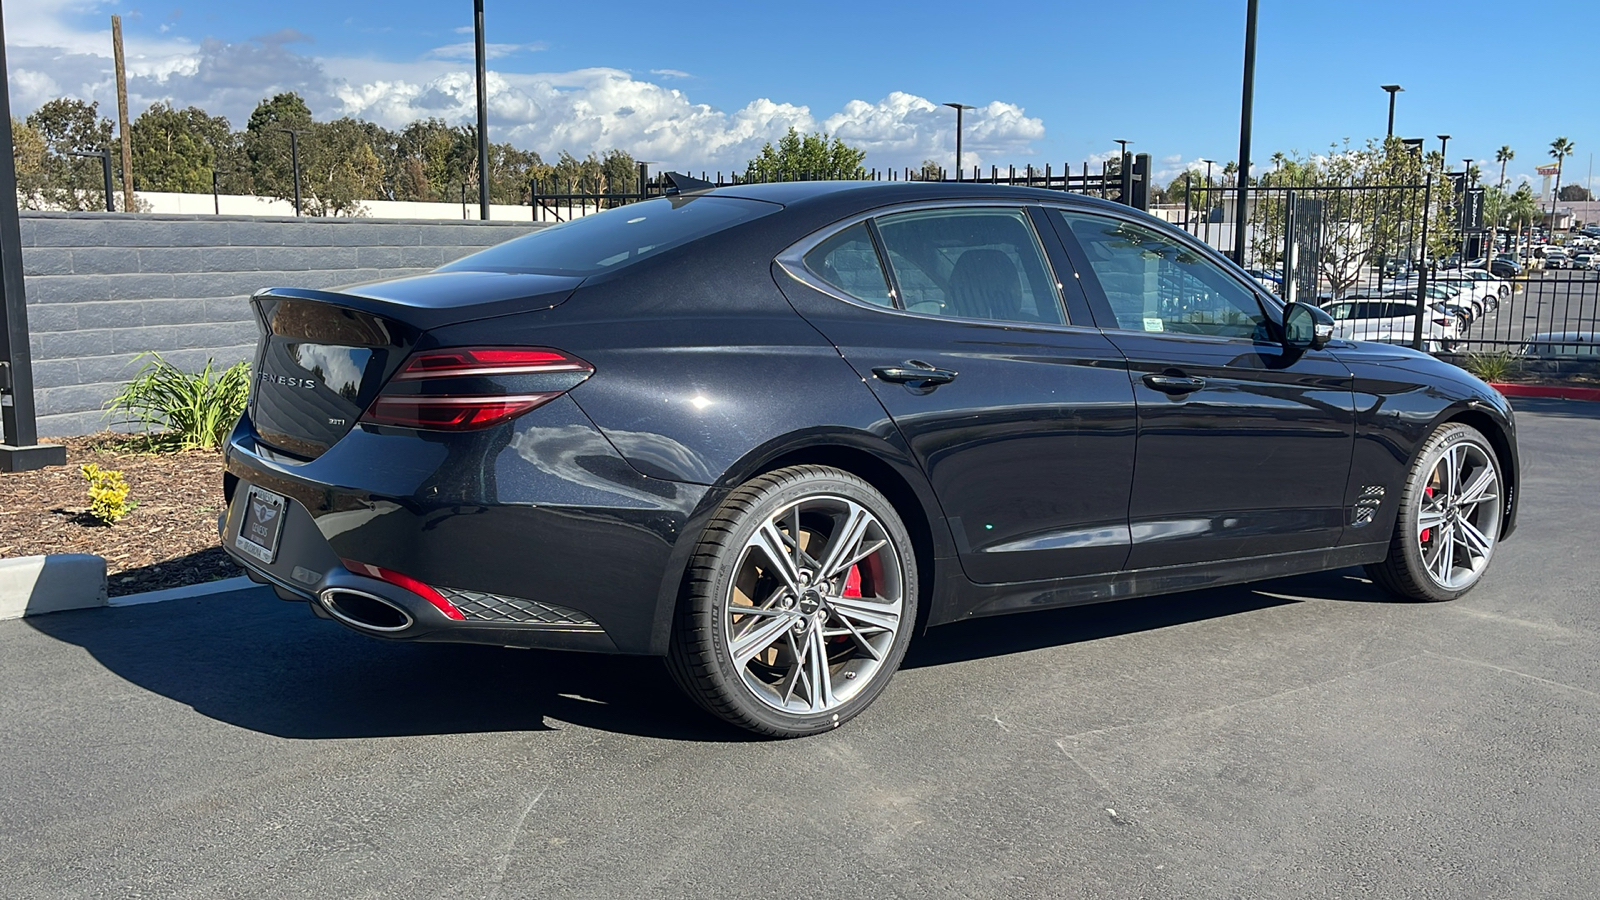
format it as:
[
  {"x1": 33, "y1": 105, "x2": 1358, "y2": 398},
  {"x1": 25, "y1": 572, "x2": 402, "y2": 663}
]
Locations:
[{"x1": 0, "y1": 434, "x2": 238, "y2": 597}]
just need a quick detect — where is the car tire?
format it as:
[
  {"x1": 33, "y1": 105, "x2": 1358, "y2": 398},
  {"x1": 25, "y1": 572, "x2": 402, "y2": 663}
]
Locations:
[
  {"x1": 667, "y1": 465, "x2": 918, "y2": 737},
  {"x1": 1366, "y1": 423, "x2": 1503, "y2": 602}
]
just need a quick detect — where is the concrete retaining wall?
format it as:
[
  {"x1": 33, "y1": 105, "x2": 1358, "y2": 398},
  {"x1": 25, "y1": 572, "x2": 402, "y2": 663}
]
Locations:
[{"x1": 19, "y1": 212, "x2": 545, "y2": 437}]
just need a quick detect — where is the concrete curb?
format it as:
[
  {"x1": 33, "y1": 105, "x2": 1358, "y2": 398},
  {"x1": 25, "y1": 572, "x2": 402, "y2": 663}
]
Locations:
[
  {"x1": 108, "y1": 575, "x2": 257, "y2": 607},
  {"x1": 0, "y1": 555, "x2": 108, "y2": 620},
  {"x1": 1491, "y1": 382, "x2": 1600, "y2": 402},
  {"x1": 1, "y1": 555, "x2": 258, "y2": 621}
]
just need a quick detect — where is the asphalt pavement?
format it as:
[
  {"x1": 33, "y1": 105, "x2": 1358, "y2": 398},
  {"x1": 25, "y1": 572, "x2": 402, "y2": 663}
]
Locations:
[{"x1": 3, "y1": 398, "x2": 1597, "y2": 899}]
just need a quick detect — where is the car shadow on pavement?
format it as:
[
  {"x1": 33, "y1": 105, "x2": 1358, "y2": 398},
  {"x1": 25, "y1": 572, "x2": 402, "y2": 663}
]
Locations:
[
  {"x1": 25, "y1": 587, "x2": 754, "y2": 744},
  {"x1": 26, "y1": 568, "x2": 1400, "y2": 742}
]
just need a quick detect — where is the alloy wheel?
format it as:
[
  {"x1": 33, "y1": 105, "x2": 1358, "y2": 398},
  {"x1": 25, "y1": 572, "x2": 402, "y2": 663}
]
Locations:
[
  {"x1": 725, "y1": 495, "x2": 904, "y2": 715},
  {"x1": 1414, "y1": 440, "x2": 1501, "y2": 591}
]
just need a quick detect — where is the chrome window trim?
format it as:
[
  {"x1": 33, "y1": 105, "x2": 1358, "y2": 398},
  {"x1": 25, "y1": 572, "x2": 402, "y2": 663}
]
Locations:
[{"x1": 775, "y1": 200, "x2": 1098, "y2": 334}]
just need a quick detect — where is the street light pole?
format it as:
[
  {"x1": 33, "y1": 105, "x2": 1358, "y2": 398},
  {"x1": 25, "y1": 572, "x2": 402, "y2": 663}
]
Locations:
[
  {"x1": 0, "y1": 19, "x2": 66, "y2": 470},
  {"x1": 1114, "y1": 139, "x2": 1133, "y2": 205},
  {"x1": 473, "y1": 0, "x2": 491, "y2": 220},
  {"x1": 279, "y1": 129, "x2": 302, "y2": 216},
  {"x1": 943, "y1": 103, "x2": 976, "y2": 181},
  {"x1": 212, "y1": 168, "x2": 229, "y2": 215},
  {"x1": 1233, "y1": 0, "x2": 1258, "y2": 265},
  {"x1": 65, "y1": 150, "x2": 115, "y2": 212},
  {"x1": 1438, "y1": 134, "x2": 1451, "y2": 162},
  {"x1": 1381, "y1": 84, "x2": 1404, "y2": 138}
]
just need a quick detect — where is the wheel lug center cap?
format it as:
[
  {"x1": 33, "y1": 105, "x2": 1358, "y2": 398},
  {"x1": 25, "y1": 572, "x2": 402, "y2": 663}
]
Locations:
[{"x1": 797, "y1": 589, "x2": 823, "y2": 616}]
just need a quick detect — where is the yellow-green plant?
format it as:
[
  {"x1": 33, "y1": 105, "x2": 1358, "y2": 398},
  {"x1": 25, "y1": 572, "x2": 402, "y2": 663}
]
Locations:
[
  {"x1": 106, "y1": 353, "x2": 251, "y2": 451},
  {"x1": 82, "y1": 463, "x2": 136, "y2": 524}
]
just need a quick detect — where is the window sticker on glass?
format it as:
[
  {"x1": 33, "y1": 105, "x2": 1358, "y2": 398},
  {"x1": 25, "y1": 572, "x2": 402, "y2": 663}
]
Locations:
[{"x1": 1143, "y1": 317, "x2": 1165, "y2": 332}]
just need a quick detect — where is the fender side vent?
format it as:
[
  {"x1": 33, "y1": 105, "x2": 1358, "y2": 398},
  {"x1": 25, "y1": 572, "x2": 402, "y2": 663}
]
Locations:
[{"x1": 1352, "y1": 484, "x2": 1386, "y2": 527}]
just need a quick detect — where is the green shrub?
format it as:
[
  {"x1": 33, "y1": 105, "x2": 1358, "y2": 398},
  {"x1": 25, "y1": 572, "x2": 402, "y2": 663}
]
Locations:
[
  {"x1": 82, "y1": 463, "x2": 136, "y2": 524},
  {"x1": 106, "y1": 353, "x2": 251, "y2": 451},
  {"x1": 1461, "y1": 350, "x2": 1520, "y2": 384}
]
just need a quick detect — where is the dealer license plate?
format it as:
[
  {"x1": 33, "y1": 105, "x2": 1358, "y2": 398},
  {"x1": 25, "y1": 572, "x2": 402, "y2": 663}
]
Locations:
[{"x1": 234, "y1": 485, "x2": 287, "y2": 565}]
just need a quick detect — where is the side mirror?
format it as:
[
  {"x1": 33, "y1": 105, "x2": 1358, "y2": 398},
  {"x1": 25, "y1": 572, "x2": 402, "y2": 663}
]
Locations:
[{"x1": 1283, "y1": 301, "x2": 1334, "y2": 351}]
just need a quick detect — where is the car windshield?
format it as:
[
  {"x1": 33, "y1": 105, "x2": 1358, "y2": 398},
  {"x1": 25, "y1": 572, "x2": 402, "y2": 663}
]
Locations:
[{"x1": 439, "y1": 195, "x2": 780, "y2": 277}]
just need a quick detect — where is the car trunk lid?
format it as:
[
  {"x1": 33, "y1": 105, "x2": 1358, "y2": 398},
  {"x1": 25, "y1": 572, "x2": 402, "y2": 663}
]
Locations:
[{"x1": 247, "y1": 271, "x2": 583, "y2": 458}]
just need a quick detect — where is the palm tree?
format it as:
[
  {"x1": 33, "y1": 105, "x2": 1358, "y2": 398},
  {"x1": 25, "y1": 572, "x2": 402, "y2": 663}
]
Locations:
[
  {"x1": 1549, "y1": 137, "x2": 1575, "y2": 230},
  {"x1": 1493, "y1": 146, "x2": 1514, "y2": 260}
]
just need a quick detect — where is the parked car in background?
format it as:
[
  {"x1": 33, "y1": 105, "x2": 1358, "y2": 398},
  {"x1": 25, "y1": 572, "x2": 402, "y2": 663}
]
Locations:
[
  {"x1": 1573, "y1": 253, "x2": 1597, "y2": 271},
  {"x1": 1436, "y1": 275, "x2": 1497, "y2": 312},
  {"x1": 1462, "y1": 268, "x2": 1514, "y2": 299},
  {"x1": 1324, "y1": 297, "x2": 1460, "y2": 351},
  {"x1": 1523, "y1": 331, "x2": 1600, "y2": 356},
  {"x1": 1542, "y1": 248, "x2": 1570, "y2": 269},
  {"x1": 1475, "y1": 256, "x2": 1522, "y2": 278}
]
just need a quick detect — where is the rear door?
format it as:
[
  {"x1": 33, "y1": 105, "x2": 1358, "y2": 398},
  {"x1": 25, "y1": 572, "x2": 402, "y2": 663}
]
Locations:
[
  {"x1": 1048, "y1": 208, "x2": 1356, "y2": 569},
  {"x1": 774, "y1": 204, "x2": 1137, "y2": 584}
]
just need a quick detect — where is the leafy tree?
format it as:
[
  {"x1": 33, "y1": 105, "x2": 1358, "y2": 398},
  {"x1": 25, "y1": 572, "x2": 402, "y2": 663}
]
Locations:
[
  {"x1": 25, "y1": 98, "x2": 116, "y2": 210},
  {"x1": 298, "y1": 117, "x2": 386, "y2": 217},
  {"x1": 244, "y1": 92, "x2": 314, "y2": 205},
  {"x1": 1558, "y1": 183, "x2": 1592, "y2": 201},
  {"x1": 917, "y1": 159, "x2": 943, "y2": 181},
  {"x1": 743, "y1": 128, "x2": 866, "y2": 182},
  {"x1": 392, "y1": 118, "x2": 462, "y2": 201},
  {"x1": 130, "y1": 102, "x2": 237, "y2": 193},
  {"x1": 11, "y1": 117, "x2": 50, "y2": 209}
]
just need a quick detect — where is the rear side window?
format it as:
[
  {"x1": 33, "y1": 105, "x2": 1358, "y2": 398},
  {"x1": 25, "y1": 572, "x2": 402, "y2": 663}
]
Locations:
[
  {"x1": 439, "y1": 195, "x2": 779, "y2": 277},
  {"x1": 803, "y1": 223, "x2": 894, "y2": 307},
  {"x1": 872, "y1": 208, "x2": 1066, "y2": 325}
]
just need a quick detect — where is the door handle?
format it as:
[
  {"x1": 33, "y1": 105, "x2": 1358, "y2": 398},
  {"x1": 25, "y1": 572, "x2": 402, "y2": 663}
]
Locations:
[
  {"x1": 1143, "y1": 373, "x2": 1206, "y2": 394},
  {"x1": 872, "y1": 361, "x2": 959, "y2": 386}
]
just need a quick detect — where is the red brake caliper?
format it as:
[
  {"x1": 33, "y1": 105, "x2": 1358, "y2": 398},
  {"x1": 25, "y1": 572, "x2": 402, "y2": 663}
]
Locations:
[
  {"x1": 1420, "y1": 486, "x2": 1434, "y2": 542},
  {"x1": 842, "y1": 565, "x2": 863, "y2": 598}
]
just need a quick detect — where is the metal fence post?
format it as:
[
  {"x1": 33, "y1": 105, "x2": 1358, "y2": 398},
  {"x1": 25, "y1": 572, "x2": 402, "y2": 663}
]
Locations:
[
  {"x1": 0, "y1": 25, "x2": 66, "y2": 470},
  {"x1": 1413, "y1": 173, "x2": 1434, "y2": 351}
]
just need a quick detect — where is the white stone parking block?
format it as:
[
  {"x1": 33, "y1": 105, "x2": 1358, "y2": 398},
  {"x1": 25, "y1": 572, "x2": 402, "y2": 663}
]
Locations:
[{"x1": 0, "y1": 554, "x2": 108, "y2": 620}]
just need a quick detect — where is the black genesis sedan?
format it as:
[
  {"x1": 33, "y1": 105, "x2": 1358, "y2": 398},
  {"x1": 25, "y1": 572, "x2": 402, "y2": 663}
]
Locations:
[{"x1": 221, "y1": 180, "x2": 1520, "y2": 737}]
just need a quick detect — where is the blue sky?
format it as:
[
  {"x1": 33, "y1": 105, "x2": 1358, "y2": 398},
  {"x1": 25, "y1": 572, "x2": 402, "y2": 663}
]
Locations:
[{"x1": 6, "y1": 0, "x2": 1596, "y2": 191}]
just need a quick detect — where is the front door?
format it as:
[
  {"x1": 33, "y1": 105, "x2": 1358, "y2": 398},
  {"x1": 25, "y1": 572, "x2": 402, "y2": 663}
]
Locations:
[
  {"x1": 1049, "y1": 209, "x2": 1356, "y2": 570},
  {"x1": 774, "y1": 205, "x2": 1137, "y2": 584}
]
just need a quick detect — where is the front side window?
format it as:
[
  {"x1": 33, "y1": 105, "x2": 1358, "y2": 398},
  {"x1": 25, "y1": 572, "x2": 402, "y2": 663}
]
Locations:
[
  {"x1": 1056, "y1": 211, "x2": 1269, "y2": 341},
  {"x1": 873, "y1": 208, "x2": 1066, "y2": 325}
]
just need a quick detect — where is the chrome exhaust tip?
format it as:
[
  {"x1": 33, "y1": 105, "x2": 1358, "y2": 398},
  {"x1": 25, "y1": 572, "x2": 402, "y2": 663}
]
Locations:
[{"x1": 318, "y1": 588, "x2": 415, "y2": 633}]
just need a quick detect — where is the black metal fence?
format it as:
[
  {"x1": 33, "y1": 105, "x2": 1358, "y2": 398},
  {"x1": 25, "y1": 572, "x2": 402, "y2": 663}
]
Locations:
[
  {"x1": 528, "y1": 154, "x2": 1152, "y2": 223},
  {"x1": 1182, "y1": 180, "x2": 1598, "y2": 358}
]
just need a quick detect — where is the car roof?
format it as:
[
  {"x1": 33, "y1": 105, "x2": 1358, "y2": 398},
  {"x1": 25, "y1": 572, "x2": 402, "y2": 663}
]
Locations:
[{"x1": 697, "y1": 179, "x2": 1140, "y2": 215}]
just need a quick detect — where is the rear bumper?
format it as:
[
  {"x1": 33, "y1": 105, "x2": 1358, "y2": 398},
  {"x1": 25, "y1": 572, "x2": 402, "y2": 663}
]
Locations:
[{"x1": 220, "y1": 395, "x2": 714, "y2": 654}]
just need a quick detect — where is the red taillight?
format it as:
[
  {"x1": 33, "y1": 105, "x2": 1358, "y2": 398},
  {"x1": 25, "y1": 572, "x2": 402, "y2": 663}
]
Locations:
[
  {"x1": 393, "y1": 347, "x2": 591, "y2": 380},
  {"x1": 364, "y1": 393, "x2": 563, "y2": 430},
  {"x1": 360, "y1": 346, "x2": 593, "y2": 431},
  {"x1": 1433, "y1": 317, "x2": 1452, "y2": 327},
  {"x1": 341, "y1": 559, "x2": 465, "y2": 621}
]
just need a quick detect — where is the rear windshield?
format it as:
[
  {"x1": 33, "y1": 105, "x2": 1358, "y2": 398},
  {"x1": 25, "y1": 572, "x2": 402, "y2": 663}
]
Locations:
[{"x1": 439, "y1": 195, "x2": 779, "y2": 277}]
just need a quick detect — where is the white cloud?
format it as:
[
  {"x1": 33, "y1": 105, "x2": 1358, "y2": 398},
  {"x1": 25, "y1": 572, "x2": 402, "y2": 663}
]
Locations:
[
  {"x1": 426, "y1": 41, "x2": 547, "y2": 61},
  {"x1": 6, "y1": 8, "x2": 1048, "y2": 172}
]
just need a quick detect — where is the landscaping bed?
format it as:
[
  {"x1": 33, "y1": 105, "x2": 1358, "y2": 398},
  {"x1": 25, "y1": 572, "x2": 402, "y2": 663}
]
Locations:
[{"x1": 0, "y1": 434, "x2": 238, "y2": 597}]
